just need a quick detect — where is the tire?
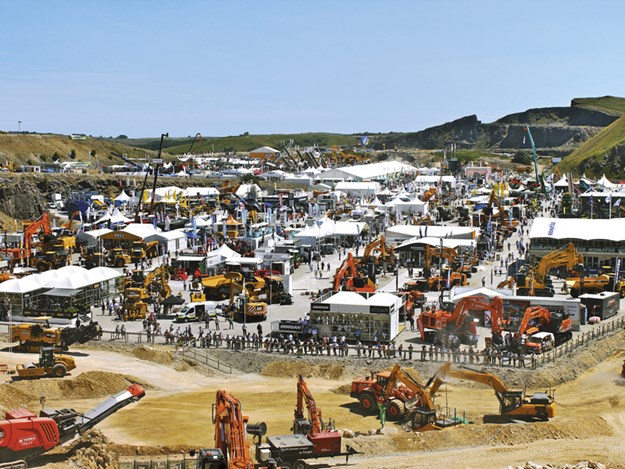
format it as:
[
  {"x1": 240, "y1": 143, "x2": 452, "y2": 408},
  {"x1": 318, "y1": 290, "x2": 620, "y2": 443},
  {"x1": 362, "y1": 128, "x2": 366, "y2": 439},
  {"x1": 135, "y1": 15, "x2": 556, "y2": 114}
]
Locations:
[
  {"x1": 52, "y1": 364, "x2": 67, "y2": 377},
  {"x1": 359, "y1": 391, "x2": 376, "y2": 414},
  {"x1": 281, "y1": 462, "x2": 292, "y2": 469},
  {"x1": 386, "y1": 399, "x2": 405, "y2": 421},
  {"x1": 37, "y1": 262, "x2": 48, "y2": 272},
  {"x1": 294, "y1": 460, "x2": 307, "y2": 469},
  {"x1": 115, "y1": 258, "x2": 125, "y2": 268}
]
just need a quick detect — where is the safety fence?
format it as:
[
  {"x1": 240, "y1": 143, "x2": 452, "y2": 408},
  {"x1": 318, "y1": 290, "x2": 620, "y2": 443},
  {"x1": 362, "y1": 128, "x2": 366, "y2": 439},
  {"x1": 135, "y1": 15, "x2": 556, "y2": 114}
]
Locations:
[{"x1": 2, "y1": 316, "x2": 624, "y2": 372}]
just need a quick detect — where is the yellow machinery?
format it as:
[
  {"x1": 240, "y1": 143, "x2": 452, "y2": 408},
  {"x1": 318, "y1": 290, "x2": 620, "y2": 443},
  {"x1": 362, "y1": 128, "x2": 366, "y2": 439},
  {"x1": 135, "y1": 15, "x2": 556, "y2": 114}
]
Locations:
[
  {"x1": 442, "y1": 366, "x2": 556, "y2": 422},
  {"x1": 105, "y1": 248, "x2": 132, "y2": 268},
  {"x1": 10, "y1": 321, "x2": 102, "y2": 353},
  {"x1": 15, "y1": 347, "x2": 77, "y2": 378},
  {"x1": 379, "y1": 363, "x2": 462, "y2": 430},
  {"x1": 499, "y1": 243, "x2": 584, "y2": 296},
  {"x1": 357, "y1": 235, "x2": 396, "y2": 272},
  {"x1": 201, "y1": 271, "x2": 268, "y2": 322},
  {"x1": 130, "y1": 240, "x2": 160, "y2": 264},
  {"x1": 122, "y1": 265, "x2": 171, "y2": 320}
]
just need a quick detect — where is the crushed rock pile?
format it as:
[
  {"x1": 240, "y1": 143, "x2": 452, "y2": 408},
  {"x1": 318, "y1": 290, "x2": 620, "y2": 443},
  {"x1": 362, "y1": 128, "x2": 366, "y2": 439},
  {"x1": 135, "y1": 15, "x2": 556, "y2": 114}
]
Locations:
[
  {"x1": 261, "y1": 360, "x2": 345, "y2": 379},
  {"x1": 503, "y1": 461, "x2": 607, "y2": 469},
  {"x1": 0, "y1": 371, "x2": 148, "y2": 414}
]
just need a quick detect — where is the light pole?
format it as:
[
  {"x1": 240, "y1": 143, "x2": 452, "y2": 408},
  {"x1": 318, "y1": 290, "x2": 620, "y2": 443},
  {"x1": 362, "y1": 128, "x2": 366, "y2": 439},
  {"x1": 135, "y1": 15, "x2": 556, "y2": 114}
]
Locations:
[{"x1": 17, "y1": 121, "x2": 21, "y2": 133}]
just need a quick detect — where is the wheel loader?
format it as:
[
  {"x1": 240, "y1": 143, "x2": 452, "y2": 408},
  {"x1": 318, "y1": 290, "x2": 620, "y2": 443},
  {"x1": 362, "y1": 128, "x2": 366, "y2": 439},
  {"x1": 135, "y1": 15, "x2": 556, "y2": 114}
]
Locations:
[{"x1": 14, "y1": 347, "x2": 76, "y2": 379}]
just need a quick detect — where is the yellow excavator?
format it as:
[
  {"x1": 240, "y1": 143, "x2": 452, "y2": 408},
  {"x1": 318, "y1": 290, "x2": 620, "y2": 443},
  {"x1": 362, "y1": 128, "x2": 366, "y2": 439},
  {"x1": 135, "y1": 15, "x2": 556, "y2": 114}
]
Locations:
[
  {"x1": 499, "y1": 242, "x2": 584, "y2": 296},
  {"x1": 441, "y1": 366, "x2": 556, "y2": 422},
  {"x1": 123, "y1": 264, "x2": 171, "y2": 321}
]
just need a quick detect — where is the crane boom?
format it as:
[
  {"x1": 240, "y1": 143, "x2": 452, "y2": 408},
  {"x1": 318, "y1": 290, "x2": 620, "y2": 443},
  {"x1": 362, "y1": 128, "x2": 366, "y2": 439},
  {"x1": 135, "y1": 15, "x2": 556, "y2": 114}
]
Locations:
[{"x1": 524, "y1": 126, "x2": 544, "y2": 192}]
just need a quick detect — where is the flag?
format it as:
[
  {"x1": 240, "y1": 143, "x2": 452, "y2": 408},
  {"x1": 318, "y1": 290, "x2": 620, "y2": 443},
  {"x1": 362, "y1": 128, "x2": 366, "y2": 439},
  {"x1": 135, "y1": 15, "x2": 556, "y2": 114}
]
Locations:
[
  {"x1": 615, "y1": 198, "x2": 621, "y2": 207},
  {"x1": 605, "y1": 193, "x2": 612, "y2": 204},
  {"x1": 191, "y1": 216, "x2": 197, "y2": 239},
  {"x1": 446, "y1": 268, "x2": 451, "y2": 289}
]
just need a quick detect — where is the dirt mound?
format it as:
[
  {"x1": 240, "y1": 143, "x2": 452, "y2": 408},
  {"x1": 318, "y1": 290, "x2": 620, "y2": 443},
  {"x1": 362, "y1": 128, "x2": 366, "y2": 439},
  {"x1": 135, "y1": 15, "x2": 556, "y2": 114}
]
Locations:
[
  {"x1": 9, "y1": 371, "x2": 148, "y2": 401},
  {"x1": 332, "y1": 383, "x2": 352, "y2": 395},
  {"x1": 131, "y1": 345, "x2": 175, "y2": 365},
  {"x1": 0, "y1": 383, "x2": 37, "y2": 413},
  {"x1": 261, "y1": 360, "x2": 345, "y2": 380}
]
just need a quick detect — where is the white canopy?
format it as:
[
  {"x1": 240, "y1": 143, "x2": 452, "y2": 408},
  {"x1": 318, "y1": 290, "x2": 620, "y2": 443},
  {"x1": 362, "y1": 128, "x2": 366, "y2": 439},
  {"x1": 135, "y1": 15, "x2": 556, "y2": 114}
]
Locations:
[{"x1": 115, "y1": 190, "x2": 131, "y2": 202}]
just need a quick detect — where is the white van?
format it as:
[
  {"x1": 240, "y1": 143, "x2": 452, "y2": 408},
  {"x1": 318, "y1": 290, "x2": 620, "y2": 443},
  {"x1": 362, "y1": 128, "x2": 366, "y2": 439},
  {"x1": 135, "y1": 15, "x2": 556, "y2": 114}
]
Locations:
[{"x1": 174, "y1": 301, "x2": 218, "y2": 323}]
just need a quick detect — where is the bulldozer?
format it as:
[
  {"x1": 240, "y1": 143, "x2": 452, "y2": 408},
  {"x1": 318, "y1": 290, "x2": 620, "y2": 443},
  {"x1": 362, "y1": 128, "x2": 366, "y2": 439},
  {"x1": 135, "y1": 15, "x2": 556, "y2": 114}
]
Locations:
[
  {"x1": 14, "y1": 347, "x2": 76, "y2": 379},
  {"x1": 130, "y1": 240, "x2": 160, "y2": 264}
]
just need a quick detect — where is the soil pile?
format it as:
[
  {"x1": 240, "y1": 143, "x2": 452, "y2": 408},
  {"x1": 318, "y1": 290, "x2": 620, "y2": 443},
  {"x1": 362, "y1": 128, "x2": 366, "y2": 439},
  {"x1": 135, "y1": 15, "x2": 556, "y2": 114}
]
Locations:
[
  {"x1": 131, "y1": 345, "x2": 174, "y2": 366},
  {"x1": 6, "y1": 371, "x2": 147, "y2": 403},
  {"x1": 261, "y1": 360, "x2": 345, "y2": 380}
]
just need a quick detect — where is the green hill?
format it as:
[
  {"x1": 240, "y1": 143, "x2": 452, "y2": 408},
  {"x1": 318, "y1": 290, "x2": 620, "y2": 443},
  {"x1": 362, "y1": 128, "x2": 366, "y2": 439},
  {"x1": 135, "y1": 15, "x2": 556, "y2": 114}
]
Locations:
[
  {"x1": 571, "y1": 96, "x2": 625, "y2": 116},
  {"x1": 121, "y1": 132, "x2": 362, "y2": 154},
  {"x1": 557, "y1": 113, "x2": 625, "y2": 177},
  {"x1": 0, "y1": 133, "x2": 155, "y2": 168}
]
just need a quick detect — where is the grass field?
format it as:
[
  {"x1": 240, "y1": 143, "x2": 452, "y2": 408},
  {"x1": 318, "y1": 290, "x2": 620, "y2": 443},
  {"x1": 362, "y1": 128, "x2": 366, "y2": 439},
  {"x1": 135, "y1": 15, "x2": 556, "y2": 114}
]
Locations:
[
  {"x1": 557, "y1": 113, "x2": 625, "y2": 174},
  {"x1": 117, "y1": 132, "x2": 363, "y2": 154},
  {"x1": 571, "y1": 96, "x2": 625, "y2": 116}
]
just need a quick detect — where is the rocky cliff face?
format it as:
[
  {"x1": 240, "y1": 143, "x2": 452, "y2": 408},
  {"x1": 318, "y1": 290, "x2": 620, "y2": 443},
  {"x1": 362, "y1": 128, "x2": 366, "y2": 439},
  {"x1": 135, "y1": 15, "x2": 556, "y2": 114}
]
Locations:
[{"x1": 376, "y1": 106, "x2": 612, "y2": 150}]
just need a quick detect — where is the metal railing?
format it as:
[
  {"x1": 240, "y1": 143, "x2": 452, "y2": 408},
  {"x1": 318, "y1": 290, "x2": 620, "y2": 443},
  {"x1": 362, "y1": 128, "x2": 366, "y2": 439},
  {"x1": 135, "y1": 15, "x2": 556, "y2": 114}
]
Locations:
[{"x1": 177, "y1": 347, "x2": 232, "y2": 374}]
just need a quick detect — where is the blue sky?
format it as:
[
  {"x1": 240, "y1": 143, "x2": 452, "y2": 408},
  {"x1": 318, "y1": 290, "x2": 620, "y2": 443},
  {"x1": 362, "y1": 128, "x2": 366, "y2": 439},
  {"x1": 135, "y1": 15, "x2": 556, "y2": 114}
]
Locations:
[{"x1": 2, "y1": 1, "x2": 624, "y2": 138}]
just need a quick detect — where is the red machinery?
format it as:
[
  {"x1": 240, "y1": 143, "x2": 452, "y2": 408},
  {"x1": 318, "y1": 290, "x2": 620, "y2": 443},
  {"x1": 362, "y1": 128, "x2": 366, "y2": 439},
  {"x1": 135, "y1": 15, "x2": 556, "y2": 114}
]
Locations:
[
  {"x1": 350, "y1": 369, "x2": 419, "y2": 420},
  {"x1": 332, "y1": 253, "x2": 376, "y2": 293},
  {"x1": 418, "y1": 296, "x2": 504, "y2": 346},
  {"x1": 0, "y1": 384, "x2": 145, "y2": 465},
  {"x1": 292, "y1": 375, "x2": 341, "y2": 456}
]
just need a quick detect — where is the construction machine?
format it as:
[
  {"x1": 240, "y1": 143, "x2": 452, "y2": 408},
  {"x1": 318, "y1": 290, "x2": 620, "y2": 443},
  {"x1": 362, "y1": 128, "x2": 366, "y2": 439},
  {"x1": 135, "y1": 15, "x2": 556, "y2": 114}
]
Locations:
[
  {"x1": 418, "y1": 296, "x2": 503, "y2": 347},
  {"x1": 482, "y1": 191, "x2": 518, "y2": 235},
  {"x1": 350, "y1": 367, "x2": 419, "y2": 418},
  {"x1": 208, "y1": 389, "x2": 268, "y2": 469},
  {"x1": 200, "y1": 272, "x2": 268, "y2": 322},
  {"x1": 441, "y1": 366, "x2": 555, "y2": 422},
  {"x1": 332, "y1": 253, "x2": 376, "y2": 293},
  {"x1": 399, "y1": 280, "x2": 426, "y2": 317},
  {"x1": 291, "y1": 376, "x2": 343, "y2": 459},
  {"x1": 377, "y1": 363, "x2": 463, "y2": 430},
  {"x1": 565, "y1": 273, "x2": 611, "y2": 298},
  {"x1": 130, "y1": 240, "x2": 160, "y2": 264},
  {"x1": 14, "y1": 347, "x2": 76, "y2": 379},
  {"x1": 515, "y1": 305, "x2": 573, "y2": 347},
  {"x1": 105, "y1": 248, "x2": 132, "y2": 268},
  {"x1": 34, "y1": 249, "x2": 70, "y2": 272},
  {"x1": 499, "y1": 243, "x2": 584, "y2": 296},
  {"x1": 10, "y1": 321, "x2": 102, "y2": 353},
  {"x1": 122, "y1": 287, "x2": 150, "y2": 321},
  {"x1": 357, "y1": 235, "x2": 396, "y2": 274},
  {"x1": 0, "y1": 384, "x2": 145, "y2": 465},
  {"x1": 416, "y1": 245, "x2": 469, "y2": 291}
]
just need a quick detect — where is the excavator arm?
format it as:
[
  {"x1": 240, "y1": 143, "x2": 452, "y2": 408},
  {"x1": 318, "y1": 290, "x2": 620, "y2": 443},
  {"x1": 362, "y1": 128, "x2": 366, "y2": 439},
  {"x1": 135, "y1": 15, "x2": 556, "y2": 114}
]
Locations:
[
  {"x1": 517, "y1": 306, "x2": 551, "y2": 336},
  {"x1": 381, "y1": 364, "x2": 436, "y2": 411},
  {"x1": 534, "y1": 242, "x2": 583, "y2": 284},
  {"x1": 333, "y1": 253, "x2": 360, "y2": 291},
  {"x1": 295, "y1": 375, "x2": 323, "y2": 435},
  {"x1": 213, "y1": 389, "x2": 254, "y2": 469}
]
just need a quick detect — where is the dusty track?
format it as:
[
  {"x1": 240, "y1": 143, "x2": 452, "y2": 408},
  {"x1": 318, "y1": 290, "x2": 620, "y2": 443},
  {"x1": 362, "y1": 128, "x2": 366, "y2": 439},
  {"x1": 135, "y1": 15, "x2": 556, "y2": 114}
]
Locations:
[{"x1": 1, "y1": 341, "x2": 624, "y2": 468}]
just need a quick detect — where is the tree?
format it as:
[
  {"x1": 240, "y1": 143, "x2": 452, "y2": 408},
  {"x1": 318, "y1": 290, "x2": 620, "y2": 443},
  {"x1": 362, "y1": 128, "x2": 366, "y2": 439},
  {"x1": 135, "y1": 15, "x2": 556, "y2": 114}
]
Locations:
[
  {"x1": 69, "y1": 149, "x2": 76, "y2": 160},
  {"x1": 116, "y1": 134, "x2": 128, "y2": 139},
  {"x1": 90, "y1": 150, "x2": 97, "y2": 158}
]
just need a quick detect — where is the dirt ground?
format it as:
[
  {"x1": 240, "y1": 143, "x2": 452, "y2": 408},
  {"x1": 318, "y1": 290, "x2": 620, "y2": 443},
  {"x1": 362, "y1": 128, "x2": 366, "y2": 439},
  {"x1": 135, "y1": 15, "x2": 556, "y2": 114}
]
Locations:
[{"x1": 1, "y1": 339, "x2": 624, "y2": 469}]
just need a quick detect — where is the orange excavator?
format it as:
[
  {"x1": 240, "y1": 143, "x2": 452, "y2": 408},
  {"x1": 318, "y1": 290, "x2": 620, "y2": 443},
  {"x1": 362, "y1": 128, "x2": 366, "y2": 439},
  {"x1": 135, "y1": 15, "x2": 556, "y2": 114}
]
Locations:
[
  {"x1": 416, "y1": 245, "x2": 468, "y2": 291},
  {"x1": 418, "y1": 296, "x2": 503, "y2": 347},
  {"x1": 332, "y1": 252, "x2": 376, "y2": 293},
  {"x1": 357, "y1": 235, "x2": 396, "y2": 270},
  {"x1": 207, "y1": 389, "x2": 272, "y2": 469},
  {"x1": 292, "y1": 375, "x2": 343, "y2": 458},
  {"x1": 515, "y1": 305, "x2": 572, "y2": 346},
  {"x1": 378, "y1": 363, "x2": 463, "y2": 430}
]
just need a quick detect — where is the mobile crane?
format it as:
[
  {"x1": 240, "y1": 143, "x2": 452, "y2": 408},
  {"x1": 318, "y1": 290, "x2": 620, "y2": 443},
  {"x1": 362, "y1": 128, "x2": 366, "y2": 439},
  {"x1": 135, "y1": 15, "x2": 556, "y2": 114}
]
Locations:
[
  {"x1": 441, "y1": 366, "x2": 555, "y2": 422},
  {"x1": 524, "y1": 126, "x2": 545, "y2": 193},
  {"x1": 0, "y1": 384, "x2": 145, "y2": 465}
]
